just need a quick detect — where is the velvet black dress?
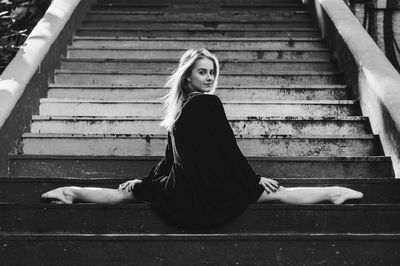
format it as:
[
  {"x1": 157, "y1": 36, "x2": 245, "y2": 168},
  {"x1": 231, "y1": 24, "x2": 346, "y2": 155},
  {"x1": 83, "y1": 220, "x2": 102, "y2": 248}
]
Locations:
[{"x1": 133, "y1": 93, "x2": 264, "y2": 229}]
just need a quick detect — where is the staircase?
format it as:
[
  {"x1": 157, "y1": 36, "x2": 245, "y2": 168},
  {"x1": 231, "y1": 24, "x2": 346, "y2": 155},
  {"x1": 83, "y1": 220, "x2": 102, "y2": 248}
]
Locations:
[{"x1": 2, "y1": 0, "x2": 400, "y2": 264}]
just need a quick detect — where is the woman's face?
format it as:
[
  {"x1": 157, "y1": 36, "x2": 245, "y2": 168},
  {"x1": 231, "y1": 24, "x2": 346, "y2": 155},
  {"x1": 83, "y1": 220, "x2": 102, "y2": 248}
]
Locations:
[{"x1": 187, "y1": 58, "x2": 215, "y2": 93}]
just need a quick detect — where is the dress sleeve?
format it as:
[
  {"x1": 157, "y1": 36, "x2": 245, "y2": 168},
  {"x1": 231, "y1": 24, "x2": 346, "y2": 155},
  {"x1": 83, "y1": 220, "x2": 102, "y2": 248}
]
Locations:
[{"x1": 205, "y1": 95, "x2": 261, "y2": 182}]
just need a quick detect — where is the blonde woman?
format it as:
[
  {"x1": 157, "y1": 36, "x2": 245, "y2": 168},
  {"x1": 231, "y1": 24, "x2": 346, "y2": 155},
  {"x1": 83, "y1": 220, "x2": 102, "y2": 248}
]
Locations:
[{"x1": 42, "y1": 48, "x2": 363, "y2": 229}]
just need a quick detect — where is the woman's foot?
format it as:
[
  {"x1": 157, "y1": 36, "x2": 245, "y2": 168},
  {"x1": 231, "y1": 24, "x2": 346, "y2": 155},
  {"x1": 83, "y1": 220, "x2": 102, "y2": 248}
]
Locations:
[
  {"x1": 329, "y1": 187, "x2": 363, "y2": 204},
  {"x1": 41, "y1": 187, "x2": 74, "y2": 204}
]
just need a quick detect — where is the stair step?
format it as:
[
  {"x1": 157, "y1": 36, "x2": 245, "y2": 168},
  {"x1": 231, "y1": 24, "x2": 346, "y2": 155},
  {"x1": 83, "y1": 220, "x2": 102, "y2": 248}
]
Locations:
[
  {"x1": 86, "y1": 10, "x2": 311, "y2": 23},
  {"x1": 77, "y1": 27, "x2": 320, "y2": 38},
  {"x1": 60, "y1": 58, "x2": 336, "y2": 72},
  {"x1": 87, "y1": 10, "x2": 312, "y2": 21},
  {"x1": 92, "y1": 5, "x2": 307, "y2": 12},
  {"x1": 67, "y1": 48, "x2": 331, "y2": 60},
  {"x1": 53, "y1": 70, "x2": 343, "y2": 85},
  {"x1": 71, "y1": 36, "x2": 327, "y2": 49},
  {"x1": 47, "y1": 84, "x2": 350, "y2": 100},
  {"x1": 96, "y1": 0, "x2": 305, "y2": 6},
  {"x1": 92, "y1": 3, "x2": 306, "y2": 9},
  {"x1": 81, "y1": 20, "x2": 316, "y2": 29},
  {"x1": 47, "y1": 84, "x2": 350, "y2": 101},
  {"x1": 9, "y1": 155, "x2": 394, "y2": 179},
  {"x1": 1, "y1": 233, "x2": 399, "y2": 265},
  {"x1": 38, "y1": 99, "x2": 360, "y2": 117},
  {"x1": 0, "y1": 177, "x2": 398, "y2": 203},
  {"x1": 21, "y1": 133, "x2": 381, "y2": 157},
  {"x1": 30, "y1": 116, "x2": 371, "y2": 135},
  {"x1": 2, "y1": 203, "x2": 400, "y2": 233}
]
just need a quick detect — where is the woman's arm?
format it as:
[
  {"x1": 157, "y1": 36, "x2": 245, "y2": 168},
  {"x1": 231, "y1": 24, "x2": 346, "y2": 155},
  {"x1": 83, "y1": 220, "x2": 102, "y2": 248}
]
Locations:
[
  {"x1": 147, "y1": 131, "x2": 174, "y2": 177},
  {"x1": 204, "y1": 94, "x2": 279, "y2": 191},
  {"x1": 205, "y1": 95, "x2": 261, "y2": 180}
]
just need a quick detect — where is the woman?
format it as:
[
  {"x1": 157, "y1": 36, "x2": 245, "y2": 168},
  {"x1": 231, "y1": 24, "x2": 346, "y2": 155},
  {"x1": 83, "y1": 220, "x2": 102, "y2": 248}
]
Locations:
[{"x1": 42, "y1": 48, "x2": 363, "y2": 229}]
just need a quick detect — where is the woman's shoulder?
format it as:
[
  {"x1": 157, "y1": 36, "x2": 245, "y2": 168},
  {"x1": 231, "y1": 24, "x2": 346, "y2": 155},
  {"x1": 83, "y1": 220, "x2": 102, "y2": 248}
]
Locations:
[{"x1": 188, "y1": 93, "x2": 222, "y2": 106}]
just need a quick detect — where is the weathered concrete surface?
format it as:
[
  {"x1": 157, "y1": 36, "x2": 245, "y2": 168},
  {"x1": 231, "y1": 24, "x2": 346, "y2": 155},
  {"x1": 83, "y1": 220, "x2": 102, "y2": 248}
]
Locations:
[
  {"x1": 8, "y1": 154, "x2": 394, "y2": 178},
  {"x1": 71, "y1": 37, "x2": 327, "y2": 49},
  {"x1": 30, "y1": 116, "x2": 370, "y2": 135},
  {"x1": 2, "y1": 233, "x2": 400, "y2": 266},
  {"x1": 53, "y1": 71, "x2": 343, "y2": 85},
  {"x1": 47, "y1": 85, "x2": 349, "y2": 100},
  {"x1": 38, "y1": 99, "x2": 359, "y2": 117},
  {"x1": 21, "y1": 133, "x2": 380, "y2": 157},
  {"x1": 308, "y1": 0, "x2": 400, "y2": 176},
  {"x1": 77, "y1": 27, "x2": 321, "y2": 38},
  {"x1": 0, "y1": 0, "x2": 95, "y2": 176},
  {"x1": 60, "y1": 59, "x2": 336, "y2": 72},
  {"x1": 67, "y1": 48, "x2": 331, "y2": 60},
  {"x1": 81, "y1": 20, "x2": 316, "y2": 29}
]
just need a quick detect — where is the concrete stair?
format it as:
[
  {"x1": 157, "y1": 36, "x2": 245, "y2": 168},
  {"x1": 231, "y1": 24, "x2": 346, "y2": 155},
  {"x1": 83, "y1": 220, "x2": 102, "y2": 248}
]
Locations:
[
  {"x1": 46, "y1": 85, "x2": 350, "y2": 100},
  {"x1": 2, "y1": 0, "x2": 399, "y2": 264},
  {"x1": 9, "y1": 155, "x2": 394, "y2": 179}
]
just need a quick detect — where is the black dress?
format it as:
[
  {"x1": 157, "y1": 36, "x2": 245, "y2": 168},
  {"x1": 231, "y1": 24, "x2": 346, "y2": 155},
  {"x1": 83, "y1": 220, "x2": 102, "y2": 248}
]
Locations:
[{"x1": 133, "y1": 93, "x2": 264, "y2": 229}]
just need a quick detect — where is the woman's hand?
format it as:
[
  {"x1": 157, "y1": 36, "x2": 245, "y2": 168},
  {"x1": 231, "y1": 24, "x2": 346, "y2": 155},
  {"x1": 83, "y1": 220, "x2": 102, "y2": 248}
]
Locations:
[
  {"x1": 259, "y1": 177, "x2": 279, "y2": 194},
  {"x1": 118, "y1": 179, "x2": 142, "y2": 192}
]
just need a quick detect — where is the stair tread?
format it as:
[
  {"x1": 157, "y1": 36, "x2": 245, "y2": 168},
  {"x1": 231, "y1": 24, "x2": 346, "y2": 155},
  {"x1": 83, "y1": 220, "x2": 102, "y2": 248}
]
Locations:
[
  {"x1": 40, "y1": 98, "x2": 356, "y2": 104},
  {"x1": 2, "y1": 233, "x2": 400, "y2": 240},
  {"x1": 8, "y1": 154, "x2": 391, "y2": 161},
  {"x1": 92, "y1": 3, "x2": 305, "y2": 6},
  {"x1": 22, "y1": 133, "x2": 378, "y2": 139},
  {"x1": 72, "y1": 36, "x2": 322, "y2": 41},
  {"x1": 61, "y1": 58, "x2": 332, "y2": 63},
  {"x1": 78, "y1": 26, "x2": 319, "y2": 32},
  {"x1": 48, "y1": 84, "x2": 347, "y2": 89},
  {"x1": 87, "y1": 10, "x2": 310, "y2": 14},
  {"x1": 55, "y1": 69, "x2": 342, "y2": 75},
  {"x1": 31, "y1": 115, "x2": 369, "y2": 121},
  {"x1": 83, "y1": 19, "x2": 315, "y2": 23}
]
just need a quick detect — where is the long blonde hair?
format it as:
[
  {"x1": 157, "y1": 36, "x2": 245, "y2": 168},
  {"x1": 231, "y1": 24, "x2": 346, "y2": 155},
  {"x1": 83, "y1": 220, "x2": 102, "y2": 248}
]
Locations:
[{"x1": 159, "y1": 48, "x2": 220, "y2": 131}]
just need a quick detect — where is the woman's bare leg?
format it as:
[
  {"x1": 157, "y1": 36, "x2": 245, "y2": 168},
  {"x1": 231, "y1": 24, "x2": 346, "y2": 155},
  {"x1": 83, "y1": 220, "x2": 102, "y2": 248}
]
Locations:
[
  {"x1": 41, "y1": 186, "x2": 136, "y2": 204},
  {"x1": 257, "y1": 186, "x2": 363, "y2": 204}
]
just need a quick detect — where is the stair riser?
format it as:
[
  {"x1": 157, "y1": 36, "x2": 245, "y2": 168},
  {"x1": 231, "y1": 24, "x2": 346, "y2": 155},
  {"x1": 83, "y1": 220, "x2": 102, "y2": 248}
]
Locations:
[
  {"x1": 67, "y1": 49, "x2": 331, "y2": 60},
  {"x1": 81, "y1": 21, "x2": 316, "y2": 30},
  {"x1": 71, "y1": 40, "x2": 326, "y2": 49},
  {"x1": 22, "y1": 137, "x2": 379, "y2": 156},
  {"x1": 77, "y1": 29, "x2": 321, "y2": 38},
  {"x1": 87, "y1": 12, "x2": 312, "y2": 21},
  {"x1": 30, "y1": 120, "x2": 370, "y2": 135},
  {"x1": 2, "y1": 205, "x2": 400, "y2": 233},
  {"x1": 1, "y1": 237, "x2": 399, "y2": 266},
  {"x1": 39, "y1": 102, "x2": 359, "y2": 117},
  {"x1": 9, "y1": 157, "x2": 394, "y2": 178},
  {"x1": 61, "y1": 61, "x2": 336, "y2": 72},
  {"x1": 93, "y1": 6, "x2": 307, "y2": 12},
  {"x1": 47, "y1": 87, "x2": 349, "y2": 101},
  {"x1": 96, "y1": 0, "x2": 304, "y2": 4},
  {"x1": 54, "y1": 73, "x2": 343, "y2": 86},
  {"x1": 93, "y1": 3, "x2": 307, "y2": 9}
]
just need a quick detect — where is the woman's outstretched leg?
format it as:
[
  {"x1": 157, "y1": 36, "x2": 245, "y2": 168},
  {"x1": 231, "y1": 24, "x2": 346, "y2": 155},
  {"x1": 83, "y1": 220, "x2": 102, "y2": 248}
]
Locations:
[
  {"x1": 41, "y1": 186, "x2": 135, "y2": 204},
  {"x1": 257, "y1": 186, "x2": 363, "y2": 204}
]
